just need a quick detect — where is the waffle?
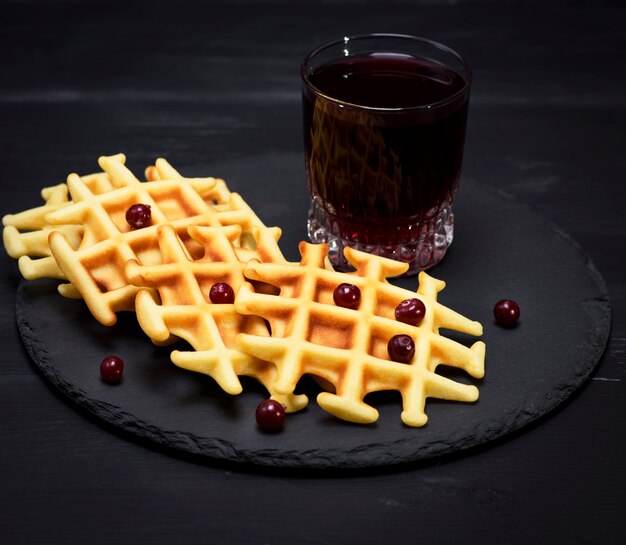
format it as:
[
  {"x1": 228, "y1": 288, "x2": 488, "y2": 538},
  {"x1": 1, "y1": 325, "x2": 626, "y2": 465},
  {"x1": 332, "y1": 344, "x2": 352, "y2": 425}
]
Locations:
[
  {"x1": 145, "y1": 158, "x2": 267, "y2": 249},
  {"x1": 3, "y1": 155, "x2": 264, "y2": 285},
  {"x1": 47, "y1": 155, "x2": 265, "y2": 326},
  {"x1": 2, "y1": 159, "x2": 119, "y2": 286},
  {"x1": 235, "y1": 242, "x2": 485, "y2": 427},
  {"x1": 125, "y1": 223, "x2": 306, "y2": 412}
]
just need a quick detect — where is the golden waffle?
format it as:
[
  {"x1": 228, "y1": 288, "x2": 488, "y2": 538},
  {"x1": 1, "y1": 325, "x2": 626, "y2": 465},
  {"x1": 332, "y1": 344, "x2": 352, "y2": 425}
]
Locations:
[
  {"x1": 145, "y1": 157, "x2": 267, "y2": 249},
  {"x1": 2, "y1": 160, "x2": 118, "y2": 285},
  {"x1": 235, "y1": 242, "x2": 485, "y2": 427},
  {"x1": 125, "y1": 223, "x2": 306, "y2": 412},
  {"x1": 47, "y1": 155, "x2": 265, "y2": 326},
  {"x1": 3, "y1": 154, "x2": 264, "y2": 286}
]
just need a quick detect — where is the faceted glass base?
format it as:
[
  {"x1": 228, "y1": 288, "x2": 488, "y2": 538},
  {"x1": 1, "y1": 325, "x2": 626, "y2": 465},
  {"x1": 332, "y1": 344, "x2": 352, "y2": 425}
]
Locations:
[{"x1": 307, "y1": 199, "x2": 454, "y2": 276}]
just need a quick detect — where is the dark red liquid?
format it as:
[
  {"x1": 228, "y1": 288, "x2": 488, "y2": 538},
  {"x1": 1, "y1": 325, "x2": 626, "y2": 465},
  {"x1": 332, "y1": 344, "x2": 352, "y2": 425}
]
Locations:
[{"x1": 303, "y1": 53, "x2": 469, "y2": 245}]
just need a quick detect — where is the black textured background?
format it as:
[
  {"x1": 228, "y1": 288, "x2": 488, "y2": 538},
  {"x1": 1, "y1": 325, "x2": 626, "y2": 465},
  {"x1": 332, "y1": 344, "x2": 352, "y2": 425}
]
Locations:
[{"x1": 1, "y1": 1, "x2": 625, "y2": 544}]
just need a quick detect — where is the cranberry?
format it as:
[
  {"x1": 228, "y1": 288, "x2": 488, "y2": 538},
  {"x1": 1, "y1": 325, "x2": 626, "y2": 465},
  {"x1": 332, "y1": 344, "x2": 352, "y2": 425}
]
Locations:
[
  {"x1": 255, "y1": 399, "x2": 286, "y2": 432},
  {"x1": 387, "y1": 334, "x2": 415, "y2": 364},
  {"x1": 125, "y1": 203, "x2": 152, "y2": 229},
  {"x1": 494, "y1": 299, "x2": 521, "y2": 326},
  {"x1": 333, "y1": 283, "x2": 361, "y2": 309},
  {"x1": 209, "y1": 282, "x2": 235, "y2": 304},
  {"x1": 100, "y1": 356, "x2": 124, "y2": 384},
  {"x1": 394, "y1": 298, "x2": 426, "y2": 326}
]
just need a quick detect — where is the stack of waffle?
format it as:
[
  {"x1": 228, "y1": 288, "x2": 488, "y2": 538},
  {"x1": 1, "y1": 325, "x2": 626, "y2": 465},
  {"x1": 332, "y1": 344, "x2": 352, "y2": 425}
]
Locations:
[{"x1": 3, "y1": 154, "x2": 485, "y2": 427}]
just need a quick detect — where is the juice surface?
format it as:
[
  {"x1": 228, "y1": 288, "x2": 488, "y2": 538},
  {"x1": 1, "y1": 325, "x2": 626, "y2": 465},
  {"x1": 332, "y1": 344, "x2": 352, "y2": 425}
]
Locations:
[{"x1": 308, "y1": 53, "x2": 466, "y2": 109}]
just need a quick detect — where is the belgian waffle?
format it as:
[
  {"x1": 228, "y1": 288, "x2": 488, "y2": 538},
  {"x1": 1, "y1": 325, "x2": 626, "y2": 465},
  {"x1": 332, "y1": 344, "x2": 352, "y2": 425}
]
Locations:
[
  {"x1": 235, "y1": 242, "x2": 485, "y2": 426},
  {"x1": 145, "y1": 157, "x2": 267, "y2": 249},
  {"x1": 47, "y1": 155, "x2": 261, "y2": 325},
  {"x1": 125, "y1": 224, "x2": 306, "y2": 411}
]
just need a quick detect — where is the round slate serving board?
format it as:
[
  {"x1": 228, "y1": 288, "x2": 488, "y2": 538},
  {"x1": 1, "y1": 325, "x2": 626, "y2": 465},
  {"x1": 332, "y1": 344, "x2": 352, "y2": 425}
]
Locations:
[{"x1": 15, "y1": 153, "x2": 610, "y2": 469}]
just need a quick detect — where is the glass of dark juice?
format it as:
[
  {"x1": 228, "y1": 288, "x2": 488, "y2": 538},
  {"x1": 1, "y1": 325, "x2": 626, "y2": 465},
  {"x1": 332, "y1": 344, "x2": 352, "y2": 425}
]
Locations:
[{"x1": 301, "y1": 34, "x2": 472, "y2": 274}]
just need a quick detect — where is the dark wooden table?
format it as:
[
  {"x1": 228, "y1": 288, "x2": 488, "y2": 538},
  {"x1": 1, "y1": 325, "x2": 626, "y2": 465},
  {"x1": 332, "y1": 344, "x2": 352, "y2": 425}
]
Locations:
[{"x1": 2, "y1": 1, "x2": 625, "y2": 543}]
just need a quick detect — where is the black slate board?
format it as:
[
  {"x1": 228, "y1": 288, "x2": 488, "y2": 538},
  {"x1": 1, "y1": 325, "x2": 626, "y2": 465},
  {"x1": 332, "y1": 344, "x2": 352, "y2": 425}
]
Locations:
[{"x1": 15, "y1": 153, "x2": 610, "y2": 469}]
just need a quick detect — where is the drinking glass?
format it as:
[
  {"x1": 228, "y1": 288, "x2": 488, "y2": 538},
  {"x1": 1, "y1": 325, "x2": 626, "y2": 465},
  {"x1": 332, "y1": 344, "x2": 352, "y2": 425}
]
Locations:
[{"x1": 301, "y1": 34, "x2": 472, "y2": 274}]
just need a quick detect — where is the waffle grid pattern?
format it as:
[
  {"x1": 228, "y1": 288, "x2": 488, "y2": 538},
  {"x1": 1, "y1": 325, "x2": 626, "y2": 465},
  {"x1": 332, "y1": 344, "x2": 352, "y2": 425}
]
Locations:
[
  {"x1": 125, "y1": 224, "x2": 306, "y2": 411},
  {"x1": 47, "y1": 155, "x2": 265, "y2": 325},
  {"x1": 236, "y1": 242, "x2": 485, "y2": 426}
]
